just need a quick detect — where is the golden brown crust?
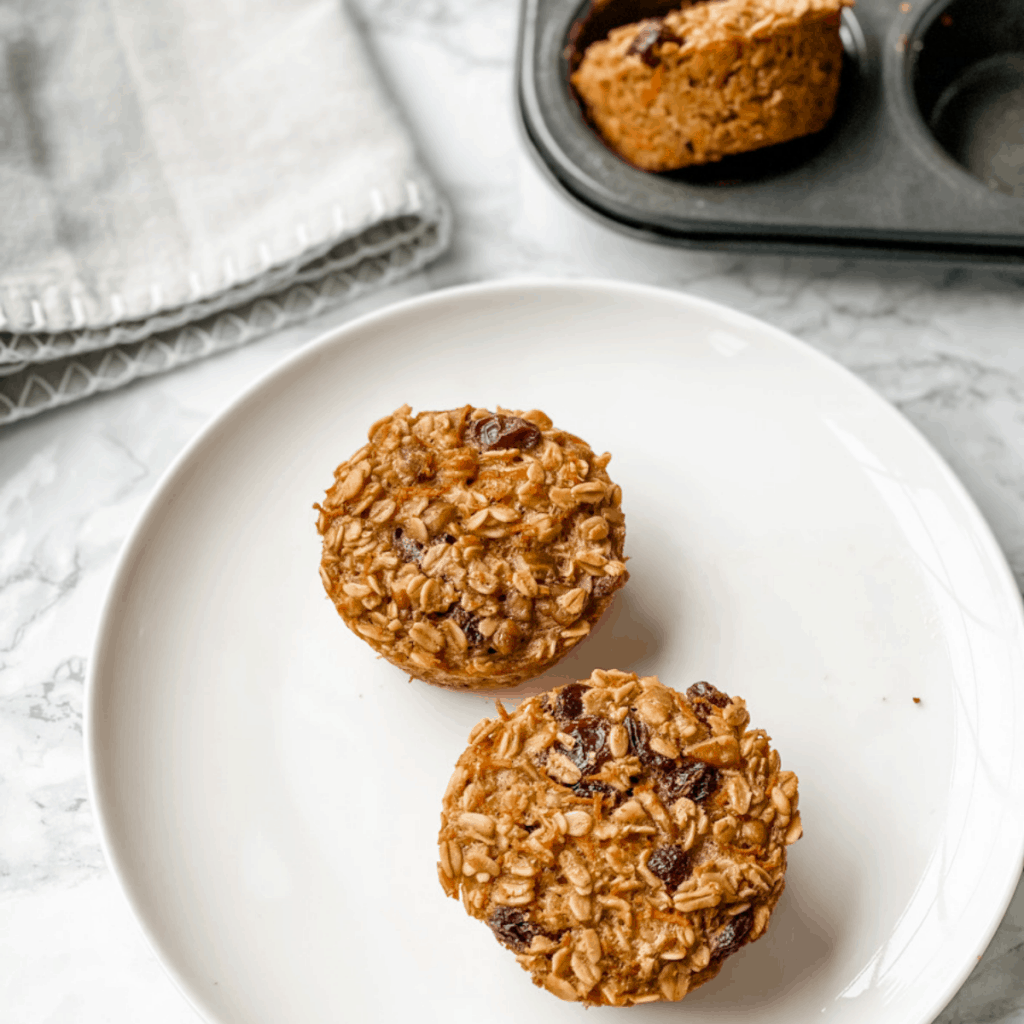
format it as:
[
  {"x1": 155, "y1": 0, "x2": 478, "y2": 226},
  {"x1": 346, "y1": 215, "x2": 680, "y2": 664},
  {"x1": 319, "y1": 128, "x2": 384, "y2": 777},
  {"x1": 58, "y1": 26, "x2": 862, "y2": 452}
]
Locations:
[
  {"x1": 571, "y1": 0, "x2": 851, "y2": 171},
  {"x1": 314, "y1": 406, "x2": 627, "y2": 689},
  {"x1": 438, "y1": 671, "x2": 802, "y2": 1005}
]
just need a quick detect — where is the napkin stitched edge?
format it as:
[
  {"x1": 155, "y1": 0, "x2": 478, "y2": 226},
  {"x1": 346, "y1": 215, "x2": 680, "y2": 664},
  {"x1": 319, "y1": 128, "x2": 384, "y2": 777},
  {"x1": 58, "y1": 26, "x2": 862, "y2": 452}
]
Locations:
[{"x1": 0, "y1": 200, "x2": 451, "y2": 426}]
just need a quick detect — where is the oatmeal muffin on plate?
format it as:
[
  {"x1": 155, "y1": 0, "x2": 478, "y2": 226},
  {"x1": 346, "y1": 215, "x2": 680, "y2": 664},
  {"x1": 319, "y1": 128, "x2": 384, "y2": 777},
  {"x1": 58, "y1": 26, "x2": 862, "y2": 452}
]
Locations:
[
  {"x1": 437, "y1": 671, "x2": 801, "y2": 1005},
  {"x1": 315, "y1": 405, "x2": 627, "y2": 689}
]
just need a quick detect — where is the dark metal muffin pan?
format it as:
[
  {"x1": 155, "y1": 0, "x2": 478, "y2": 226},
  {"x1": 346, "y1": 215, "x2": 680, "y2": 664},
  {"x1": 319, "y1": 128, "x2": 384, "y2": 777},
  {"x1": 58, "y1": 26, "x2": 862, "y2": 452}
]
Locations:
[{"x1": 516, "y1": 0, "x2": 1024, "y2": 262}]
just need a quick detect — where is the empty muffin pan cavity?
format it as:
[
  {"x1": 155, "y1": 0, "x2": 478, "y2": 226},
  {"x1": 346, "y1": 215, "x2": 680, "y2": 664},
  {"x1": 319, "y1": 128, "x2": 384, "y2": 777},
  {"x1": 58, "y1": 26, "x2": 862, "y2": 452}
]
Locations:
[
  {"x1": 907, "y1": 0, "x2": 1024, "y2": 198},
  {"x1": 517, "y1": 0, "x2": 1024, "y2": 262}
]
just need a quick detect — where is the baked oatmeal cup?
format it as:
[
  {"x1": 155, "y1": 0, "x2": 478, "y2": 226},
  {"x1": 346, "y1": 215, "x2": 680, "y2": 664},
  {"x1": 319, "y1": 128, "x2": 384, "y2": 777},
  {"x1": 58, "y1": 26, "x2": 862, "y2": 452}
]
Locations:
[
  {"x1": 315, "y1": 405, "x2": 628, "y2": 689},
  {"x1": 571, "y1": 0, "x2": 849, "y2": 171},
  {"x1": 438, "y1": 672, "x2": 801, "y2": 1005}
]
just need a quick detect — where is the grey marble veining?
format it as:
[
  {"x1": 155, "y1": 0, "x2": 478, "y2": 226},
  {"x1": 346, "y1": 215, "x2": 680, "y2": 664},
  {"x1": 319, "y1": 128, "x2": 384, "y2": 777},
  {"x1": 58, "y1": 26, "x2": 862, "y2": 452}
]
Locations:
[{"x1": 4, "y1": 0, "x2": 1024, "y2": 1020}]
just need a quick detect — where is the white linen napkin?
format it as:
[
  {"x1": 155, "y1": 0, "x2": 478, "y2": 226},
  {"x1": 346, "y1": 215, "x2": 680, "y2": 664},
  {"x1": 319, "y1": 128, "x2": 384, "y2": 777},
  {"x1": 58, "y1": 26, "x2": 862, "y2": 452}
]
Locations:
[{"x1": 0, "y1": 0, "x2": 450, "y2": 424}]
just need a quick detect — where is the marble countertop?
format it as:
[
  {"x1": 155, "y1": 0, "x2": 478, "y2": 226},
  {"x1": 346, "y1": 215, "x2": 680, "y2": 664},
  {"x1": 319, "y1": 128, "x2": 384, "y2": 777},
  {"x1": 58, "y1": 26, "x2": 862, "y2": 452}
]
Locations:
[{"x1": 4, "y1": 1, "x2": 1024, "y2": 1020}]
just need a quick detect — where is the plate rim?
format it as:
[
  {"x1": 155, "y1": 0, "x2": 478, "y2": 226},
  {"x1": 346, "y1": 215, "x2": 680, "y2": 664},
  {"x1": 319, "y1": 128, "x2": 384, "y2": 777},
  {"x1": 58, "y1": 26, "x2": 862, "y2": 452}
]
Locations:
[{"x1": 84, "y1": 276, "x2": 1024, "y2": 1024}]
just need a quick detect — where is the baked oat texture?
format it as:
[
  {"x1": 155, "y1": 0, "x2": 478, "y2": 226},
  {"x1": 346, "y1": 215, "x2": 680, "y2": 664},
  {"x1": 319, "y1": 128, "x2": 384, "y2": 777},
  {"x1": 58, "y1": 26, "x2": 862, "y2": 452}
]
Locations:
[
  {"x1": 437, "y1": 671, "x2": 802, "y2": 1006},
  {"x1": 571, "y1": 0, "x2": 851, "y2": 171},
  {"x1": 315, "y1": 406, "x2": 627, "y2": 689}
]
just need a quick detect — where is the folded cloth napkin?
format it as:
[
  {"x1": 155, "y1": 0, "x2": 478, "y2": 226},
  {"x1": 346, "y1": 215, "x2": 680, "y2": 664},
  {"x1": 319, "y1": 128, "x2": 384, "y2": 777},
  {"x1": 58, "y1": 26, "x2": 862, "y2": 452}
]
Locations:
[{"x1": 0, "y1": 0, "x2": 450, "y2": 424}]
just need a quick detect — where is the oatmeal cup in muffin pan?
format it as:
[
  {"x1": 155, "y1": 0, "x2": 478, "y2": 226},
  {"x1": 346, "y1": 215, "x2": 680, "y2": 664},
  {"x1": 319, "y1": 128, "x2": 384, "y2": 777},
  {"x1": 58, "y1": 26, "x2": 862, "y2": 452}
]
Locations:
[
  {"x1": 437, "y1": 671, "x2": 802, "y2": 1006},
  {"x1": 570, "y1": 0, "x2": 850, "y2": 171},
  {"x1": 521, "y1": 0, "x2": 1024, "y2": 260},
  {"x1": 314, "y1": 405, "x2": 628, "y2": 690}
]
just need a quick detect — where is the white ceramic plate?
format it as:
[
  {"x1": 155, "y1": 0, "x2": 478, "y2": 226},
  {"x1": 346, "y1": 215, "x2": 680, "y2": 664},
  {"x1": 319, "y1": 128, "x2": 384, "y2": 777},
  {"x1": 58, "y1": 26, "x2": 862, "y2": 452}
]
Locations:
[{"x1": 87, "y1": 279, "x2": 1024, "y2": 1024}]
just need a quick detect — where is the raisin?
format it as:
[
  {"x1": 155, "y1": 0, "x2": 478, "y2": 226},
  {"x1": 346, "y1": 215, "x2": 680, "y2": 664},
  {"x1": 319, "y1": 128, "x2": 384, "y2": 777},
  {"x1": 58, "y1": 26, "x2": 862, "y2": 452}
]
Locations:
[
  {"x1": 625, "y1": 712, "x2": 720, "y2": 806},
  {"x1": 656, "y1": 759, "x2": 719, "y2": 805},
  {"x1": 554, "y1": 682, "x2": 589, "y2": 723},
  {"x1": 465, "y1": 414, "x2": 541, "y2": 452},
  {"x1": 626, "y1": 18, "x2": 680, "y2": 67},
  {"x1": 571, "y1": 778, "x2": 619, "y2": 802},
  {"x1": 624, "y1": 711, "x2": 644, "y2": 756},
  {"x1": 687, "y1": 681, "x2": 730, "y2": 707},
  {"x1": 448, "y1": 605, "x2": 485, "y2": 647},
  {"x1": 487, "y1": 907, "x2": 540, "y2": 952},
  {"x1": 566, "y1": 0, "x2": 681, "y2": 72},
  {"x1": 592, "y1": 574, "x2": 620, "y2": 600},
  {"x1": 686, "y1": 681, "x2": 731, "y2": 723},
  {"x1": 392, "y1": 527, "x2": 424, "y2": 564},
  {"x1": 710, "y1": 910, "x2": 754, "y2": 960},
  {"x1": 646, "y1": 845, "x2": 692, "y2": 892},
  {"x1": 624, "y1": 713, "x2": 676, "y2": 772},
  {"x1": 563, "y1": 715, "x2": 612, "y2": 776}
]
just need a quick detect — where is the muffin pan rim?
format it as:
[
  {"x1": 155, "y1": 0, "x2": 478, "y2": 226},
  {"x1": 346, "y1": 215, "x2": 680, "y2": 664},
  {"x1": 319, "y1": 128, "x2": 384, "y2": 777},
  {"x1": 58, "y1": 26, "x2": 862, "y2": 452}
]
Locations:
[{"x1": 517, "y1": 0, "x2": 1024, "y2": 261}]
